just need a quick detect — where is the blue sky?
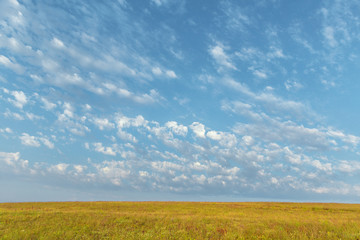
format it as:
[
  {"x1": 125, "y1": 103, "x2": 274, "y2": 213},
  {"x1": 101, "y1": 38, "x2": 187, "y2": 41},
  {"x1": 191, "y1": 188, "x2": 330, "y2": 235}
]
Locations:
[{"x1": 1, "y1": 0, "x2": 360, "y2": 202}]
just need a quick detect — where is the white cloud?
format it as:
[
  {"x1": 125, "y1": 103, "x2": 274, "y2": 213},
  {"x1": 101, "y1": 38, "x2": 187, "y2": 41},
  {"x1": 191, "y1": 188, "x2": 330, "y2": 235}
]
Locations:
[
  {"x1": 104, "y1": 83, "x2": 163, "y2": 104},
  {"x1": 337, "y1": 160, "x2": 360, "y2": 173},
  {"x1": 253, "y1": 69, "x2": 267, "y2": 79},
  {"x1": 267, "y1": 47, "x2": 286, "y2": 59},
  {"x1": 0, "y1": 151, "x2": 29, "y2": 172},
  {"x1": 206, "y1": 131, "x2": 222, "y2": 141},
  {"x1": 51, "y1": 37, "x2": 65, "y2": 48},
  {"x1": 117, "y1": 115, "x2": 148, "y2": 129},
  {"x1": 323, "y1": 26, "x2": 337, "y2": 47},
  {"x1": 41, "y1": 97, "x2": 57, "y2": 110},
  {"x1": 39, "y1": 137, "x2": 55, "y2": 149},
  {"x1": 224, "y1": 78, "x2": 315, "y2": 119},
  {"x1": 152, "y1": 67, "x2": 162, "y2": 75},
  {"x1": 0, "y1": 127, "x2": 12, "y2": 133},
  {"x1": 0, "y1": 55, "x2": 23, "y2": 73},
  {"x1": 165, "y1": 121, "x2": 188, "y2": 136},
  {"x1": 74, "y1": 165, "x2": 87, "y2": 173},
  {"x1": 190, "y1": 122, "x2": 206, "y2": 138},
  {"x1": 92, "y1": 118, "x2": 115, "y2": 130},
  {"x1": 48, "y1": 163, "x2": 69, "y2": 175},
  {"x1": 311, "y1": 160, "x2": 332, "y2": 172},
  {"x1": 118, "y1": 130, "x2": 137, "y2": 143},
  {"x1": 19, "y1": 133, "x2": 41, "y2": 147},
  {"x1": 93, "y1": 142, "x2": 116, "y2": 156},
  {"x1": 95, "y1": 160, "x2": 130, "y2": 186},
  {"x1": 285, "y1": 80, "x2": 303, "y2": 91},
  {"x1": 220, "y1": 1, "x2": 250, "y2": 32},
  {"x1": 242, "y1": 136, "x2": 254, "y2": 146},
  {"x1": 166, "y1": 70, "x2": 177, "y2": 78},
  {"x1": 152, "y1": 67, "x2": 177, "y2": 79},
  {"x1": 0, "y1": 55, "x2": 12, "y2": 66},
  {"x1": 9, "y1": 90, "x2": 27, "y2": 108},
  {"x1": 19, "y1": 133, "x2": 54, "y2": 149},
  {"x1": 207, "y1": 130, "x2": 237, "y2": 147},
  {"x1": 63, "y1": 102, "x2": 74, "y2": 118},
  {"x1": 4, "y1": 109, "x2": 25, "y2": 120},
  {"x1": 151, "y1": 0, "x2": 164, "y2": 6},
  {"x1": 209, "y1": 44, "x2": 236, "y2": 70}
]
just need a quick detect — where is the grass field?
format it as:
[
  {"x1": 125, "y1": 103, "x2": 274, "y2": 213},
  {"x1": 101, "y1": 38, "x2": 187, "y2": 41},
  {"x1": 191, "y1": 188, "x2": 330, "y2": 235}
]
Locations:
[{"x1": 1, "y1": 201, "x2": 360, "y2": 239}]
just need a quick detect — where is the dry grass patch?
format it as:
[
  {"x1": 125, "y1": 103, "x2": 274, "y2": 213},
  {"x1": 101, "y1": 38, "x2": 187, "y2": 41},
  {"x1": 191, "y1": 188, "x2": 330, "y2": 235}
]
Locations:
[{"x1": 1, "y1": 202, "x2": 360, "y2": 239}]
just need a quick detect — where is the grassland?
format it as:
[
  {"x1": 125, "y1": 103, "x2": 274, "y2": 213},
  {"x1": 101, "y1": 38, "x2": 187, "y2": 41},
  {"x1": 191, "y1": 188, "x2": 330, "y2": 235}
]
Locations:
[{"x1": 1, "y1": 201, "x2": 360, "y2": 239}]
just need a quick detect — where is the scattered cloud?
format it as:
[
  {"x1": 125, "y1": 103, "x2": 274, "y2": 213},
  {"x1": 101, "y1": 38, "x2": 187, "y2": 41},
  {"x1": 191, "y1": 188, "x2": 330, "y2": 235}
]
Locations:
[
  {"x1": 209, "y1": 44, "x2": 237, "y2": 70},
  {"x1": 190, "y1": 122, "x2": 206, "y2": 138}
]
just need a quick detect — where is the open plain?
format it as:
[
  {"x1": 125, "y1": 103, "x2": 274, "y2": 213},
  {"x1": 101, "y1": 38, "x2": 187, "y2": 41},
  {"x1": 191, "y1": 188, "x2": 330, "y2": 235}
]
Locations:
[{"x1": 1, "y1": 201, "x2": 360, "y2": 239}]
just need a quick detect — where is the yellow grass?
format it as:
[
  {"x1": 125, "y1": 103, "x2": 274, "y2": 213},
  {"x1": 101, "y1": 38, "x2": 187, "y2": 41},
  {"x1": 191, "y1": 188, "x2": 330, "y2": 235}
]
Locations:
[{"x1": 1, "y1": 201, "x2": 360, "y2": 239}]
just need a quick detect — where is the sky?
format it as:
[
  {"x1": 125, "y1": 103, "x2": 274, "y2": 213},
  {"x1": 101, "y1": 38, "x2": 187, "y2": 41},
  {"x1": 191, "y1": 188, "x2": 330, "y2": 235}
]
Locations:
[{"x1": 1, "y1": 0, "x2": 360, "y2": 202}]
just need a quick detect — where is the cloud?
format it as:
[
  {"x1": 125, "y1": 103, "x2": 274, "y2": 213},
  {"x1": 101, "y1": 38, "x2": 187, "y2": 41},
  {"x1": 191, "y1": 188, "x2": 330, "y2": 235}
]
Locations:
[
  {"x1": 92, "y1": 118, "x2": 115, "y2": 130},
  {"x1": 0, "y1": 54, "x2": 23, "y2": 73},
  {"x1": 190, "y1": 122, "x2": 206, "y2": 138},
  {"x1": 95, "y1": 160, "x2": 130, "y2": 186},
  {"x1": 56, "y1": 102, "x2": 90, "y2": 136},
  {"x1": 253, "y1": 69, "x2": 267, "y2": 79},
  {"x1": 166, "y1": 70, "x2": 177, "y2": 78},
  {"x1": 19, "y1": 133, "x2": 41, "y2": 147},
  {"x1": 285, "y1": 80, "x2": 303, "y2": 91},
  {"x1": 8, "y1": 90, "x2": 27, "y2": 108},
  {"x1": 103, "y1": 83, "x2": 163, "y2": 104},
  {"x1": 0, "y1": 151, "x2": 28, "y2": 169},
  {"x1": 323, "y1": 26, "x2": 337, "y2": 47},
  {"x1": 93, "y1": 142, "x2": 116, "y2": 156},
  {"x1": 115, "y1": 115, "x2": 148, "y2": 143},
  {"x1": 151, "y1": 0, "x2": 165, "y2": 6},
  {"x1": 51, "y1": 37, "x2": 65, "y2": 49},
  {"x1": 220, "y1": 1, "x2": 250, "y2": 32},
  {"x1": 41, "y1": 97, "x2": 57, "y2": 111},
  {"x1": 152, "y1": 67, "x2": 177, "y2": 79},
  {"x1": 48, "y1": 163, "x2": 69, "y2": 175},
  {"x1": 0, "y1": 127, "x2": 12, "y2": 133},
  {"x1": 19, "y1": 133, "x2": 54, "y2": 149},
  {"x1": 39, "y1": 137, "x2": 55, "y2": 149},
  {"x1": 165, "y1": 121, "x2": 188, "y2": 136},
  {"x1": 209, "y1": 44, "x2": 236, "y2": 70},
  {"x1": 206, "y1": 130, "x2": 237, "y2": 147},
  {"x1": 152, "y1": 67, "x2": 162, "y2": 75},
  {"x1": 223, "y1": 78, "x2": 315, "y2": 119}
]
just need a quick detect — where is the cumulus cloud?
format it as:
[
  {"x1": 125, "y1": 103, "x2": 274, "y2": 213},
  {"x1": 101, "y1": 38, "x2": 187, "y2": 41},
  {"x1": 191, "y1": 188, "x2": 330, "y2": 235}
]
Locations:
[
  {"x1": 48, "y1": 163, "x2": 69, "y2": 175},
  {"x1": 19, "y1": 133, "x2": 54, "y2": 149},
  {"x1": 152, "y1": 67, "x2": 162, "y2": 75},
  {"x1": 93, "y1": 142, "x2": 116, "y2": 156},
  {"x1": 92, "y1": 117, "x2": 115, "y2": 130},
  {"x1": 165, "y1": 121, "x2": 188, "y2": 136},
  {"x1": 206, "y1": 130, "x2": 237, "y2": 147},
  {"x1": 0, "y1": 151, "x2": 28, "y2": 169},
  {"x1": 190, "y1": 122, "x2": 206, "y2": 138},
  {"x1": 8, "y1": 90, "x2": 27, "y2": 108},
  {"x1": 0, "y1": 127, "x2": 12, "y2": 133}
]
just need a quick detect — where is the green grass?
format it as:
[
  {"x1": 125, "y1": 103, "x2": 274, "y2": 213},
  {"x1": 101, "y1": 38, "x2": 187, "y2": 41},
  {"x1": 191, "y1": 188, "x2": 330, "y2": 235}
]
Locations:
[{"x1": 1, "y1": 201, "x2": 360, "y2": 239}]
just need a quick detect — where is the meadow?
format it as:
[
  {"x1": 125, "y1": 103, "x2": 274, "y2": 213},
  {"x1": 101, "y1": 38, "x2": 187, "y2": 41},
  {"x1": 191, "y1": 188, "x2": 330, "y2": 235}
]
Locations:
[{"x1": 1, "y1": 201, "x2": 360, "y2": 239}]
